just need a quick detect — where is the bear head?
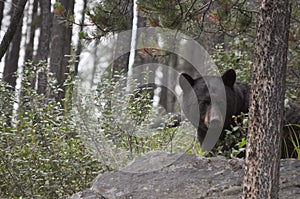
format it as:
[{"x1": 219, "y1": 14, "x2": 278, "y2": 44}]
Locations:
[{"x1": 179, "y1": 69, "x2": 242, "y2": 148}]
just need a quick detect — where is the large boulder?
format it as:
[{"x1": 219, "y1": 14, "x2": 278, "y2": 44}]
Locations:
[{"x1": 68, "y1": 152, "x2": 300, "y2": 199}]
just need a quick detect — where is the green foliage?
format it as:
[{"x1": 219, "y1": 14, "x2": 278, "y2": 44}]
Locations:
[
  {"x1": 74, "y1": 73, "x2": 198, "y2": 170},
  {"x1": 208, "y1": 0, "x2": 255, "y2": 33},
  {"x1": 54, "y1": 2, "x2": 62, "y2": 9},
  {"x1": 207, "y1": 113, "x2": 300, "y2": 159},
  {"x1": 138, "y1": 0, "x2": 256, "y2": 37},
  {"x1": 0, "y1": 81, "x2": 14, "y2": 126},
  {"x1": 211, "y1": 36, "x2": 254, "y2": 82},
  {"x1": 206, "y1": 113, "x2": 248, "y2": 158},
  {"x1": 284, "y1": 124, "x2": 300, "y2": 159},
  {"x1": 138, "y1": 0, "x2": 185, "y2": 29},
  {"x1": 0, "y1": 63, "x2": 103, "y2": 198},
  {"x1": 85, "y1": 1, "x2": 133, "y2": 39}
]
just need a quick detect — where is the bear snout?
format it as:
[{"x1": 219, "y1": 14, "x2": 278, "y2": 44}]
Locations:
[{"x1": 204, "y1": 105, "x2": 223, "y2": 129}]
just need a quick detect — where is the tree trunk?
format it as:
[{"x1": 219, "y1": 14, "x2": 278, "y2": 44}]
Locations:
[
  {"x1": 36, "y1": 0, "x2": 52, "y2": 95},
  {"x1": 159, "y1": 54, "x2": 177, "y2": 113},
  {"x1": 111, "y1": 0, "x2": 133, "y2": 80},
  {"x1": 112, "y1": 35, "x2": 131, "y2": 78},
  {"x1": 49, "y1": 0, "x2": 74, "y2": 102},
  {"x1": 74, "y1": 0, "x2": 87, "y2": 76},
  {"x1": 3, "y1": 0, "x2": 25, "y2": 88},
  {"x1": 24, "y1": 0, "x2": 38, "y2": 62},
  {"x1": 36, "y1": 0, "x2": 52, "y2": 61},
  {"x1": 243, "y1": 1, "x2": 291, "y2": 199},
  {"x1": 0, "y1": 0, "x2": 6, "y2": 31},
  {"x1": 0, "y1": 0, "x2": 27, "y2": 62},
  {"x1": 132, "y1": 15, "x2": 157, "y2": 102}
]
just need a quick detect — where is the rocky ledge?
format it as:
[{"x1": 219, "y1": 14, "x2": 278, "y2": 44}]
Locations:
[{"x1": 68, "y1": 152, "x2": 300, "y2": 199}]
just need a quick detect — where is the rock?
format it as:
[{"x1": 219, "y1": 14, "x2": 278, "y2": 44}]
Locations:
[{"x1": 68, "y1": 151, "x2": 300, "y2": 199}]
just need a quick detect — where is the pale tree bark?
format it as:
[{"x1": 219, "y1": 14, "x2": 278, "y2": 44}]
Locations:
[
  {"x1": 243, "y1": 1, "x2": 291, "y2": 199},
  {"x1": 19, "y1": 0, "x2": 39, "y2": 107},
  {"x1": 74, "y1": 0, "x2": 87, "y2": 76}
]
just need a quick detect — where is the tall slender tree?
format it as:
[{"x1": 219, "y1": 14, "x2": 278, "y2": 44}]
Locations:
[
  {"x1": 74, "y1": 0, "x2": 87, "y2": 76},
  {"x1": 24, "y1": 0, "x2": 38, "y2": 62},
  {"x1": 243, "y1": 0, "x2": 291, "y2": 198},
  {"x1": 111, "y1": 0, "x2": 133, "y2": 79},
  {"x1": 3, "y1": 0, "x2": 26, "y2": 88},
  {"x1": 159, "y1": 54, "x2": 178, "y2": 113},
  {"x1": 0, "y1": 0, "x2": 6, "y2": 31},
  {"x1": 49, "y1": 0, "x2": 74, "y2": 102},
  {"x1": 36, "y1": 0, "x2": 52, "y2": 94},
  {"x1": 0, "y1": 0, "x2": 27, "y2": 62}
]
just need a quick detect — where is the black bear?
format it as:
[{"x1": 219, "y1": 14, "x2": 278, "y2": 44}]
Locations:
[{"x1": 179, "y1": 69, "x2": 300, "y2": 158}]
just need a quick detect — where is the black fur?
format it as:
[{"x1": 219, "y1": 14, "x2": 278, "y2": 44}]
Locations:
[{"x1": 179, "y1": 69, "x2": 300, "y2": 158}]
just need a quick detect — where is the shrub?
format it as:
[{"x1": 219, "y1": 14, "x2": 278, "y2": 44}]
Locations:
[
  {"x1": 0, "y1": 63, "x2": 104, "y2": 198},
  {"x1": 74, "y1": 73, "x2": 198, "y2": 170}
]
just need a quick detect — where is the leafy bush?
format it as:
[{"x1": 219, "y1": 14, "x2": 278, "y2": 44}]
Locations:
[
  {"x1": 0, "y1": 63, "x2": 198, "y2": 198},
  {"x1": 207, "y1": 113, "x2": 300, "y2": 159},
  {"x1": 211, "y1": 36, "x2": 254, "y2": 82},
  {"x1": 206, "y1": 113, "x2": 248, "y2": 158},
  {"x1": 0, "y1": 63, "x2": 104, "y2": 198},
  {"x1": 74, "y1": 73, "x2": 198, "y2": 170}
]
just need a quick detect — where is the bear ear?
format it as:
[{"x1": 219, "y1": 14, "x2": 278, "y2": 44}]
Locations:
[
  {"x1": 179, "y1": 73, "x2": 195, "y2": 91},
  {"x1": 222, "y1": 69, "x2": 236, "y2": 88}
]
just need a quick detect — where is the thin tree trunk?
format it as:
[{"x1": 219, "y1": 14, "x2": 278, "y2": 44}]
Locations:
[
  {"x1": 166, "y1": 54, "x2": 177, "y2": 112},
  {"x1": 243, "y1": 1, "x2": 291, "y2": 198},
  {"x1": 49, "y1": 10, "x2": 64, "y2": 97},
  {"x1": 158, "y1": 54, "x2": 178, "y2": 113},
  {"x1": 61, "y1": 0, "x2": 74, "y2": 83},
  {"x1": 0, "y1": 0, "x2": 6, "y2": 31},
  {"x1": 49, "y1": 0, "x2": 74, "y2": 102},
  {"x1": 24, "y1": 0, "x2": 38, "y2": 62},
  {"x1": 90, "y1": 40, "x2": 98, "y2": 87},
  {"x1": 74, "y1": 0, "x2": 87, "y2": 76},
  {"x1": 0, "y1": 0, "x2": 27, "y2": 62},
  {"x1": 36, "y1": 0, "x2": 52, "y2": 61},
  {"x1": 3, "y1": 0, "x2": 25, "y2": 88},
  {"x1": 132, "y1": 15, "x2": 157, "y2": 102},
  {"x1": 112, "y1": 36, "x2": 131, "y2": 79},
  {"x1": 2, "y1": 0, "x2": 26, "y2": 126},
  {"x1": 111, "y1": 0, "x2": 133, "y2": 80},
  {"x1": 36, "y1": 0, "x2": 52, "y2": 95}
]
